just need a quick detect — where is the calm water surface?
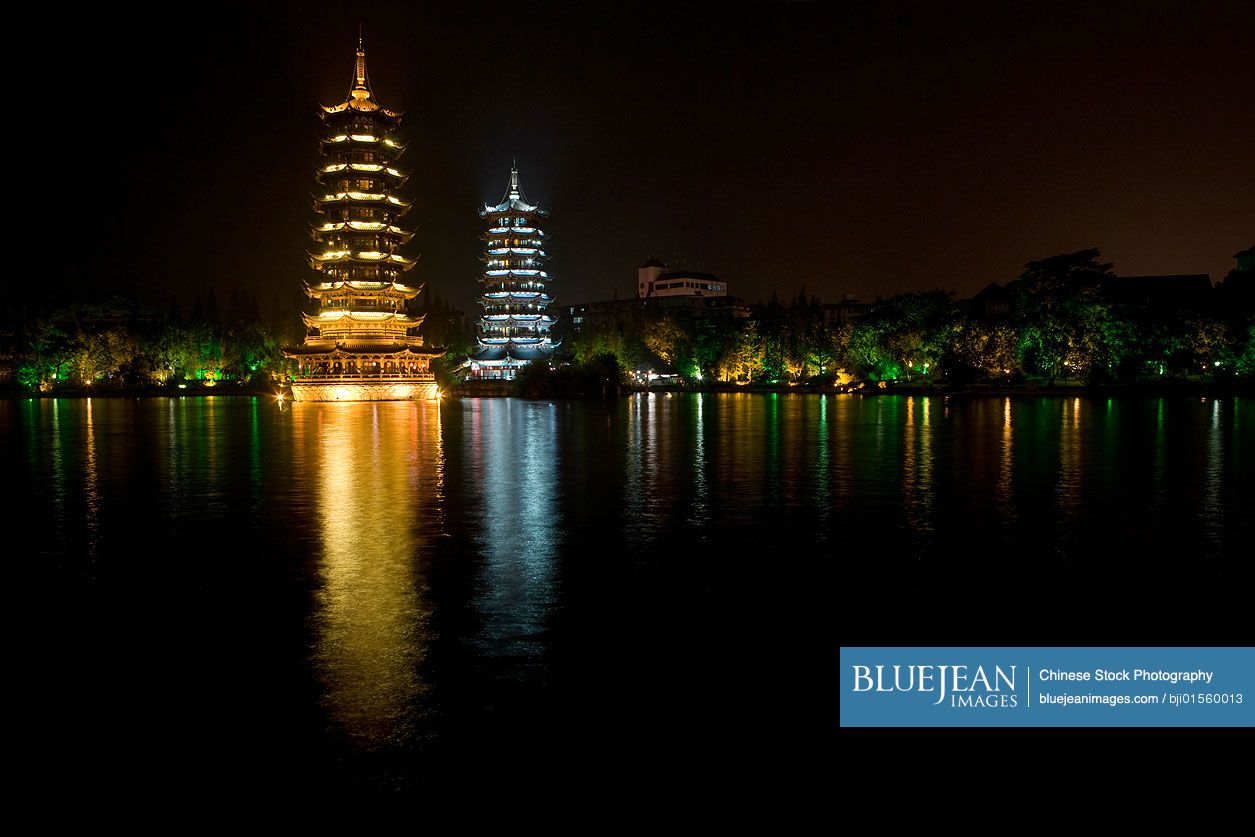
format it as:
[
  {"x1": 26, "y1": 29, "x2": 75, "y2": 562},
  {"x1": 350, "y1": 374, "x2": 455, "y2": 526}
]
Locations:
[{"x1": 8, "y1": 394, "x2": 1251, "y2": 787}]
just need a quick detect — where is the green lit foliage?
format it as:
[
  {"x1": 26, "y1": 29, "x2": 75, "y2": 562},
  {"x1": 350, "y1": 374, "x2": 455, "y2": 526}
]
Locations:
[
  {"x1": 7, "y1": 290, "x2": 292, "y2": 392},
  {"x1": 514, "y1": 352, "x2": 623, "y2": 398},
  {"x1": 17, "y1": 319, "x2": 72, "y2": 390},
  {"x1": 1234, "y1": 319, "x2": 1255, "y2": 379},
  {"x1": 842, "y1": 291, "x2": 952, "y2": 381},
  {"x1": 572, "y1": 322, "x2": 647, "y2": 372},
  {"x1": 1012, "y1": 249, "x2": 1117, "y2": 384},
  {"x1": 841, "y1": 318, "x2": 894, "y2": 381},
  {"x1": 686, "y1": 320, "x2": 727, "y2": 381},
  {"x1": 800, "y1": 318, "x2": 839, "y2": 380}
]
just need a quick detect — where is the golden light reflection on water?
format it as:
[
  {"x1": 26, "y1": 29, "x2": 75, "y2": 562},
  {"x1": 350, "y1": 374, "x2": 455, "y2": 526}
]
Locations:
[
  {"x1": 295, "y1": 401, "x2": 444, "y2": 751},
  {"x1": 84, "y1": 398, "x2": 99, "y2": 560},
  {"x1": 902, "y1": 396, "x2": 934, "y2": 534},
  {"x1": 997, "y1": 397, "x2": 1015, "y2": 523},
  {"x1": 1057, "y1": 397, "x2": 1083, "y2": 530}
]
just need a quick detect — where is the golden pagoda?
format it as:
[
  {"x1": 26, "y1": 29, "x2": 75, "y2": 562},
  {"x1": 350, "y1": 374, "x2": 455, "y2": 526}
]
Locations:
[{"x1": 284, "y1": 39, "x2": 443, "y2": 401}]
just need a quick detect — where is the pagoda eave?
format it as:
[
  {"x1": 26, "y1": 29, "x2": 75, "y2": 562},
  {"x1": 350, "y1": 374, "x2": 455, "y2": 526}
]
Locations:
[
  {"x1": 308, "y1": 255, "x2": 418, "y2": 270},
  {"x1": 284, "y1": 342, "x2": 443, "y2": 358},
  {"x1": 310, "y1": 222, "x2": 415, "y2": 240},
  {"x1": 320, "y1": 102, "x2": 404, "y2": 119}
]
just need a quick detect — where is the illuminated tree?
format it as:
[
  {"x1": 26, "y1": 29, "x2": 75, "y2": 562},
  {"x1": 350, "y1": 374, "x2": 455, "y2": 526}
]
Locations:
[
  {"x1": 641, "y1": 316, "x2": 686, "y2": 366},
  {"x1": 715, "y1": 322, "x2": 763, "y2": 382},
  {"x1": 572, "y1": 322, "x2": 646, "y2": 372},
  {"x1": 1012, "y1": 249, "x2": 1116, "y2": 383},
  {"x1": 948, "y1": 321, "x2": 1019, "y2": 381}
]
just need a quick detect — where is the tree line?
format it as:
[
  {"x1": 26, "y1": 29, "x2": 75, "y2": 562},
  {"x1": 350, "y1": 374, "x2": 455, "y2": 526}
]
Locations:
[
  {"x1": 4, "y1": 249, "x2": 1250, "y2": 393},
  {"x1": 559, "y1": 249, "x2": 1254, "y2": 389}
]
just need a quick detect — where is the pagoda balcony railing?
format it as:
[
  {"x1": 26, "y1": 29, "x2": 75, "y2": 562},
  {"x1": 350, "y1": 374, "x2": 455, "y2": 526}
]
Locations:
[
  {"x1": 479, "y1": 328, "x2": 549, "y2": 338},
  {"x1": 295, "y1": 371, "x2": 433, "y2": 381}
]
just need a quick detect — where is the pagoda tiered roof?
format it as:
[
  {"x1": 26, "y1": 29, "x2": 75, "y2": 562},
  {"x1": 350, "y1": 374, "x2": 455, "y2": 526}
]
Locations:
[
  {"x1": 482, "y1": 227, "x2": 545, "y2": 238},
  {"x1": 315, "y1": 191, "x2": 413, "y2": 208},
  {"x1": 478, "y1": 335, "x2": 551, "y2": 346},
  {"x1": 480, "y1": 271, "x2": 550, "y2": 282},
  {"x1": 308, "y1": 250, "x2": 417, "y2": 270},
  {"x1": 483, "y1": 247, "x2": 547, "y2": 257},
  {"x1": 310, "y1": 221, "x2": 415, "y2": 243},
  {"x1": 319, "y1": 133, "x2": 404, "y2": 149},
  {"x1": 304, "y1": 280, "x2": 423, "y2": 299},
  {"x1": 480, "y1": 291, "x2": 553, "y2": 303},
  {"x1": 481, "y1": 314, "x2": 556, "y2": 324},
  {"x1": 317, "y1": 164, "x2": 409, "y2": 183},
  {"x1": 472, "y1": 344, "x2": 559, "y2": 364},
  {"x1": 302, "y1": 309, "x2": 425, "y2": 328}
]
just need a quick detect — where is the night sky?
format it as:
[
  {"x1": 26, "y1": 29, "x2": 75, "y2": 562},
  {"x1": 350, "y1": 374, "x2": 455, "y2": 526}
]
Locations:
[{"x1": 33, "y1": 1, "x2": 1254, "y2": 315}]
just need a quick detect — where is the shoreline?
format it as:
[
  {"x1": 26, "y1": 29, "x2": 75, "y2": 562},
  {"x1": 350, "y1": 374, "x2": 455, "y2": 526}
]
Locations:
[{"x1": 4, "y1": 382, "x2": 1251, "y2": 400}]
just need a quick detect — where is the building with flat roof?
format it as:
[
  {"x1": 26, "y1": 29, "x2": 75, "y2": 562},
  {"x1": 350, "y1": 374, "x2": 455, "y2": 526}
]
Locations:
[
  {"x1": 562, "y1": 257, "x2": 746, "y2": 342},
  {"x1": 637, "y1": 257, "x2": 727, "y2": 299}
]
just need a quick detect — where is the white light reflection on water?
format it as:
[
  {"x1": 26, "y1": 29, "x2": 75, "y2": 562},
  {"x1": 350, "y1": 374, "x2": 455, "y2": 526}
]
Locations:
[
  {"x1": 1202, "y1": 398, "x2": 1224, "y2": 548},
  {"x1": 689, "y1": 392, "x2": 708, "y2": 526},
  {"x1": 466, "y1": 399, "x2": 560, "y2": 666}
]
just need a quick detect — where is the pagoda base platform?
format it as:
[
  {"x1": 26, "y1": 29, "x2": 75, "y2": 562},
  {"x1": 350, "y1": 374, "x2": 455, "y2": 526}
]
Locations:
[{"x1": 290, "y1": 379, "x2": 439, "y2": 402}]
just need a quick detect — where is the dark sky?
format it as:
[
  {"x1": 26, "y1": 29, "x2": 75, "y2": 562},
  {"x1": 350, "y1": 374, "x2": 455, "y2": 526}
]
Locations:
[{"x1": 31, "y1": 1, "x2": 1254, "y2": 314}]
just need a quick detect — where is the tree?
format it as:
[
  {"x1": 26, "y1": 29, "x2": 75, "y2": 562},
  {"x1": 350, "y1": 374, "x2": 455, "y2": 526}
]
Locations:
[
  {"x1": 715, "y1": 322, "x2": 763, "y2": 382},
  {"x1": 641, "y1": 316, "x2": 686, "y2": 367},
  {"x1": 1012, "y1": 248, "x2": 1116, "y2": 384},
  {"x1": 948, "y1": 321, "x2": 1019, "y2": 382}
]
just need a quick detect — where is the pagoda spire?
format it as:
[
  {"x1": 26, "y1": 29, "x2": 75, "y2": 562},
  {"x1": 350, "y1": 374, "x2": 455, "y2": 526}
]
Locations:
[
  {"x1": 508, "y1": 161, "x2": 521, "y2": 200},
  {"x1": 351, "y1": 34, "x2": 370, "y2": 100}
]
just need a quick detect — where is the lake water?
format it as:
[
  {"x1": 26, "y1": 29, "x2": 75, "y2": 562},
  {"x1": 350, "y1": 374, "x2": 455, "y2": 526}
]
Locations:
[{"x1": 8, "y1": 393, "x2": 1251, "y2": 788}]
